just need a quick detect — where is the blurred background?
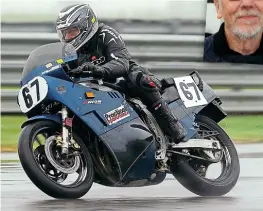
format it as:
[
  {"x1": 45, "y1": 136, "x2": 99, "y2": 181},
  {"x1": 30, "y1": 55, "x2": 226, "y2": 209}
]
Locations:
[
  {"x1": 1, "y1": 0, "x2": 262, "y2": 153},
  {"x1": 205, "y1": 0, "x2": 223, "y2": 35}
]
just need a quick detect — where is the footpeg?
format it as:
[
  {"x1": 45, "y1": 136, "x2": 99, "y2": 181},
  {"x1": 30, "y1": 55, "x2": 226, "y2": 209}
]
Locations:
[{"x1": 155, "y1": 149, "x2": 166, "y2": 160}]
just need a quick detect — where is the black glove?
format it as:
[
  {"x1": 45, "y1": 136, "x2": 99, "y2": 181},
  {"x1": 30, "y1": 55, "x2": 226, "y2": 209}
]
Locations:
[
  {"x1": 69, "y1": 64, "x2": 85, "y2": 76},
  {"x1": 70, "y1": 62, "x2": 106, "y2": 78},
  {"x1": 83, "y1": 63, "x2": 106, "y2": 79}
]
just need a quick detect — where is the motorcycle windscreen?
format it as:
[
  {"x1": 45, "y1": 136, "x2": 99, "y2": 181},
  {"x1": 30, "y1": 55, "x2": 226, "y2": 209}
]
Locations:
[{"x1": 22, "y1": 42, "x2": 77, "y2": 78}]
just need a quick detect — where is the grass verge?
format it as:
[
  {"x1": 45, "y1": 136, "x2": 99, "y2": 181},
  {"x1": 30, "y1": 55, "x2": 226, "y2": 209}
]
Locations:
[
  {"x1": 1, "y1": 115, "x2": 263, "y2": 152},
  {"x1": 1, "y1": 159, "x2": 20, "y2": 163}
]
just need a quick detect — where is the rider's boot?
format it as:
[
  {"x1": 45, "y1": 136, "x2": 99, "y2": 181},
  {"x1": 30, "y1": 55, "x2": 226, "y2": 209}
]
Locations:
[{"x1": 151, "y1": 99, "x2": 187, "y2": 144}]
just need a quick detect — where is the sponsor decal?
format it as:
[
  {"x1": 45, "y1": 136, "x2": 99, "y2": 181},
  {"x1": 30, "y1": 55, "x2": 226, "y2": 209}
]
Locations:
[
  {"x1": 42, "y1": 65, "x2": 61, "y2": 75},
  {"x1": 104, "y1": 105, "x2": 130, "y2": 125},
  {"x1": 83, "y1": 99, "x2": 102, "y2": 104},
  {"x1": 56, "y1": 86, "x2": 67, "y2": 95},
  {"x1": 45, "y1": 63, "x2": 53, "y2": 68},
  {"x1": 56, "y1": 58, "x2": 64, "y2": 64}
]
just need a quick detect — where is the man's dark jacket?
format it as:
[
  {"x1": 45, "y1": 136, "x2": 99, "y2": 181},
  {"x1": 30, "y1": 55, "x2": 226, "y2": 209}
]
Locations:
[{"x1": 203, "y1": 23, "x2": 263, "y2": 64}]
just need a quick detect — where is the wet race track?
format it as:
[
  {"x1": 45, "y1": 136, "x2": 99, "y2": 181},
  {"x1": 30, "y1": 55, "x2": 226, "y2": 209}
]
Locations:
[{"x1": 1, "y1": 144, "x2": 263, "y2": 211}]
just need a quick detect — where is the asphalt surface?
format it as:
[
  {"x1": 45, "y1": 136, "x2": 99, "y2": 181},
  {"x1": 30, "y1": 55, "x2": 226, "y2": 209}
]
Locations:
[{"x1": 1, "y1": 144, "x2": 263, "y2": 211}]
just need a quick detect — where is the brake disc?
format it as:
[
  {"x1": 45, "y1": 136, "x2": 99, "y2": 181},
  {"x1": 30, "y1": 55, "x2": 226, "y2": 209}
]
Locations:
[{"x1": 44, "y1": 136, "x2": 80, "y2": 174}]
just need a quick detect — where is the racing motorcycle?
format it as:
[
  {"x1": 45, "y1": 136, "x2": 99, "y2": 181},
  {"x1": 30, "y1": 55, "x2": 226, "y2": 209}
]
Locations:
[{"x1": 17, "y1": 42, "x2": 240, "y2": 199}]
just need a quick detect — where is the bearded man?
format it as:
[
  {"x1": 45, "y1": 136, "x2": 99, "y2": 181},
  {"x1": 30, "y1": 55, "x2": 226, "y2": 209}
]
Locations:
[{"x1": 204, "y1": 0, "x2": 263, "y2": 64}]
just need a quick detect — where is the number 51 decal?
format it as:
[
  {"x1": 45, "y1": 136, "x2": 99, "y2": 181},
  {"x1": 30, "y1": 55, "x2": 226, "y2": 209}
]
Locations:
[
  {"x1": 18, "y1": 77, "x2": 48, "y2": 113},
  {"x1": 173, "y1": 76, "x2": 208, "y2": 108}
]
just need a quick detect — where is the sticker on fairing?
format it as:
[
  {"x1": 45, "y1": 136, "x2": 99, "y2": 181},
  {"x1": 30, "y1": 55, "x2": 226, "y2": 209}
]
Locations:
[{"x1": 104, "y1": 105, "x2": 130, "y2": 125}]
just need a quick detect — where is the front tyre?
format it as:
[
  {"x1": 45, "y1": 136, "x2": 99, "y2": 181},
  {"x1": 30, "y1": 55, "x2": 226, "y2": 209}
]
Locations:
[
  {"x1": 171, "y1": 115, "x2": 240, "y2": 196},
  {"x1": 18, "y1": 120, "x2": 94, "y2": 199}
]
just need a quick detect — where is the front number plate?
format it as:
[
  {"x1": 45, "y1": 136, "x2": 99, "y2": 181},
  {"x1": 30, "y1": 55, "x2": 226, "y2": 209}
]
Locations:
[{"x1": 18, "y1": 76, "x2": 48, "y2": 113}]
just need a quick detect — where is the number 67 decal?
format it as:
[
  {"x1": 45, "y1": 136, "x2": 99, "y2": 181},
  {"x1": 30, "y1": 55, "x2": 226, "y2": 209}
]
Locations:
[
  {"x1": 18, "y1": 77, "x2": 48, "y2": 113},
  {"x1": 173, "y1": 76, "x2": 208, "y2": 108}
]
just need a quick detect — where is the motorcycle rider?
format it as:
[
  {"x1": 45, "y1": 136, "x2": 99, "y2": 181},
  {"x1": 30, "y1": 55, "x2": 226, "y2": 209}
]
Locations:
[{"x1": 56, "y1": 4, "x2": 187, "y2": 144}]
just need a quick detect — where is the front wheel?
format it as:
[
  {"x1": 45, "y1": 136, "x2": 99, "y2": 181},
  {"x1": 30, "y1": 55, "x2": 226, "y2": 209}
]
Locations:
[
  {"x1": 170, "y1": 115, "x2": 240, "y2": 196},
  {"x1": 18, "y1": 120, "x2": 94, "y2": 199}
]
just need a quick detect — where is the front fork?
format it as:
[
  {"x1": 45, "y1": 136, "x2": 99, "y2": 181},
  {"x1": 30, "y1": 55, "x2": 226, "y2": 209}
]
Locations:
[
  {"x1": 61, "y1": 107, "x2": 70, "y2": 155},
  {"x1": 57, "y1": 106, "x2": 79, "y2": 155}
]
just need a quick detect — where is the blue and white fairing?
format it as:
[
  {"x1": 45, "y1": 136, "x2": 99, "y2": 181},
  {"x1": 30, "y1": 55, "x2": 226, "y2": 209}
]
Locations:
[{"x1": 17, "y1": 42, "x2": 226, "y2": 186}]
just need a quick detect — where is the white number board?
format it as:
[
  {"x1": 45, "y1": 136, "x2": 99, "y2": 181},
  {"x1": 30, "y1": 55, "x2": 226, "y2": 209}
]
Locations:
[
  {"x1": 173, "y1": 76, "x2": 208, "y2": 108},
  {"x1": 18, "y1": 77, "x2": 48, "y2": 113}
]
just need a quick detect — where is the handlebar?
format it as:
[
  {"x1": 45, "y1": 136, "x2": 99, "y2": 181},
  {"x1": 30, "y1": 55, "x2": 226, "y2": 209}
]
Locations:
[
  {"x1": 68, "y1": 68, "x2": 104, "y2": 85},
  {"x1": 68, "y1": 68, "x2": 93, "y2": 77}
]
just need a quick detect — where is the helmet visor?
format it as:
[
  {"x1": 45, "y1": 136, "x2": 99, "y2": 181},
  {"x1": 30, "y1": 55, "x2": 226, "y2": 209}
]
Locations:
[{"x1": 57, "y1": 26, "x2": 81, "y2": 43}]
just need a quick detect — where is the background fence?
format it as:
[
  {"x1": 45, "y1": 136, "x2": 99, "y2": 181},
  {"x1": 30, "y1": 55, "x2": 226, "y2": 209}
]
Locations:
[
  {"x1": 1, "y1": 14, "x2": 263, "y2": 114},
  {"x1": 1, "y1": 20, "x2": 206, "y2": 35}
]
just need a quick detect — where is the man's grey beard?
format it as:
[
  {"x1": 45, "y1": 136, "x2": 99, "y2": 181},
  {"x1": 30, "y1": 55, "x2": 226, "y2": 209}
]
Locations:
[
  {"x1": 232, "y1": 10, "x2": 263, "y2": 40},
  {"x1": 232, "y1": 25, "x2": 263, "y2": 40}
]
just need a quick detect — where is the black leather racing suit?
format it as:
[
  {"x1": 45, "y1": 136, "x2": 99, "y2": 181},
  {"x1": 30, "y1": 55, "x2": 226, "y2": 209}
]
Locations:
[{"x1": 77, "y1": 23, "x2": 186, "y2": 143}]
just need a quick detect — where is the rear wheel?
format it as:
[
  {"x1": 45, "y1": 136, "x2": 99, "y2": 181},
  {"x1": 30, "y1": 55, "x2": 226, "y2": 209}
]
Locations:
[
  {"x1": 18, "y1": 120, "x2": 94, "y2": 199},
  {"x1": 170, "y1": 115, "x2": 240, "y2": 196}
]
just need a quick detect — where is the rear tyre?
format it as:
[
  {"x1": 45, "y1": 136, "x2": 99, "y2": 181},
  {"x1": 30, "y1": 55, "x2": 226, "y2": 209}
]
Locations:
[{"x1": 170, "y1": 115, "x2": 240, "y2": 196}]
